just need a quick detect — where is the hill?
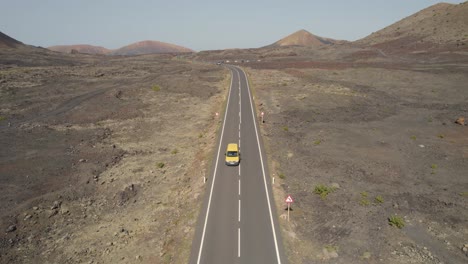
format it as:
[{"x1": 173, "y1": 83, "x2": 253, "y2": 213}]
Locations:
[
  {"x1": 270, "y1": 29, "x2": 344, "y2": 47},
  {"x1": 356, "y1": 2, "x2": 468, "y2": 51},
  {"x1": 111, "y1": 40, "x2": 193, "y2": 55},
  {"x1": 0, "y1": 31, "x2": 23, "y2": 48},
  {"x1": 48, "y1": 44, "x2": 111, "y2": 55}
]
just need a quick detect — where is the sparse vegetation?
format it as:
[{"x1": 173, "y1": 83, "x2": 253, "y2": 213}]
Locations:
[
  {"x1": 431, "y1": 164, "x2": 438, "y2": 174},
  {"x1": 0, "y1": 116, "x2": 6, "y2": 122},
  {"x1": 171, "y1": 149, "x2": 178, "y2": 155},
  {"x1": 361, "y1": 251, "x2": 371, "y2": 260},
  {"x1": 375, "y1": 195, "x2": 384, "y2": 204},
  {"x1": 157, "y1": 162, "x2": 165, "y2": 169},
  {"x1": 313, "y1": 139, "x2": 322, "y2": 145},
  {"x1": 314, "y1": 184, "x2": 335, "y2": 199},
  {"x1": 437, "y1": 134, "x2": 444, "y2": 139},
  {"x1": 278, "y1": 173, "x2": 285, "y2": 179},
  {"x1": 324, "y1": 244, "x2": 338, "y2": 252},
  {"x1": 152, "y1": 85, "x2": 161, "y2": 92},
  {"x1": 388, "y1": 215, "x2": 405, "y2": 229},
  {"x1": 459, "y1": 192, "x2": 468, "y2": 197},
  {"x1": 282, "y1": 126, "x2": 289, "y2": 132},
  {"x1": 410, "y1": 135, "x2": 417, "y2": 140},
  {"x1": 198, "y1": 133, "x2": 203, "y2": 138},
  {"x1": 360, "y1": 199, "x2": 370, "y2": 206},
  {"x1": 360, "y1": 191, "x2": 370, "y2": 206}
]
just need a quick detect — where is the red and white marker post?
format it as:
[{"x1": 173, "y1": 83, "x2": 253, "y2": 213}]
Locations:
[
  {"x1": 261, "y1": 111, "x2": 264, "y2": 123},
  {"x1": 285, "y1": 195, "x2": 294, "y2": 221}
]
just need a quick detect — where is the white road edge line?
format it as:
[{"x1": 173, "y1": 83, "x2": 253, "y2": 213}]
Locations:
[
  {"x1": 238, "y1": 67, "x2": 282, "y2": 264},
  {"x1": 239, "y1": 179, "x2": 241, "y2": 196},
  {"x1": 196, "y1": 66, "x2": 234, "y2": 264},
  {"x1": 238, "y1": 227, "x2": 241, "y2": 258}
]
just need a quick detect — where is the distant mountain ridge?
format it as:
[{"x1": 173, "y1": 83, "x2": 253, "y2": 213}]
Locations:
[
  {"x1": 111, "y1": 40, "x2": 193, "y2": 55},
  {"x1": 270, "y1": 29, "x2": 345, "y2": 47},
  {"x1": 47, "y1": 40, "x2": 193, "y2": 55},
  {"x1": 48, "y1": 44, "x2": 111, "y2": 55}
]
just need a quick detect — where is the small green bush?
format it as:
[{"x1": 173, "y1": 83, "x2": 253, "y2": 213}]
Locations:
[
  {"x1": 410, "y1": 135, "x2": 417, "y2": 140},
  {"x1": 313, "y1": 140, "x2": 321, "y2": 145},
  {"x1": 324, "y1": 245, "x2": 338, "y2": 252},
  {"x1": 278, "y1": 173, "x2": 285, "y2": 179},
  {"x1": 314, "y1": 184, "x2": 335, "y2": 199},
  {"x1": 0, "y1": 116, "x2": 5, "y2": 122},
  {"x1": 388, "y1": 215, "x2": 405, "y2": 229},
  {"x1": 358, "y1": 191, "x2": 370, "y2": 205},
  {"x1": 171, "y1": 149, "x2": 178, "y2": 155},
  {"x1": 375, "y1": 195, "x2": 384, "y2": 204},
  {"x1": 360, "y1": 199, "x2": 370, "y2": 206},
  {"x1": 437, "y1": 134, "x2": 444, "y2": 139},
  {"x1": 282, "y1": 126, "x2": 289, "y2": 132},
  {"x1": 152, "y1": 85, "x2": 161, "y2": 92},
  {"x1": 157, "y1": 162, "x2": 165, "y2": 169}
]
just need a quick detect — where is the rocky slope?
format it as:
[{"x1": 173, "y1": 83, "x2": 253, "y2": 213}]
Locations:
[
  {"x1": 356, "y1": 2, "x2": 468, "y2": 51},
  {"x1": 0, "y1": 31, "x2": 23, "y2": 48}
]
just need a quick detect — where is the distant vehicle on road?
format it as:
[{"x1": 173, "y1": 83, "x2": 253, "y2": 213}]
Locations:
[{"x1": 225, "y1": 143, "x2": 240, "y2": 166}]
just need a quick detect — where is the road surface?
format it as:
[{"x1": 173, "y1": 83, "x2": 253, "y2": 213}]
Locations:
[{"x1": 190, "y1": 65, "x2": 286, "y2": 264}]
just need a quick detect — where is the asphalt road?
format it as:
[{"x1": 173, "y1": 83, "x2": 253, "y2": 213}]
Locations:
[{"x1": 190, "y1": 65, "x2": 286, "y2": 264}]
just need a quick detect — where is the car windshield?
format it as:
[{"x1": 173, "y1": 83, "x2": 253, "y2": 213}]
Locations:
[{"x1": 227, "y1": 151, "x2": 238, "y2": 157}]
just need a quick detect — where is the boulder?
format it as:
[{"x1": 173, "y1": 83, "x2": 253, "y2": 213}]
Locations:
[{"x1": 455, "y1": 117, "x2": 465, "y2": 126}]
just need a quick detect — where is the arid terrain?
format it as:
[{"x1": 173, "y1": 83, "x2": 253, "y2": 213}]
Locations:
[
  {"x1": 245, "y1": 50, "x2": 468, "y2": 263},
  {"x1": 0, "y1": 45, "x2": 228, "y2": 263},
  {"x1": 1, "y1": 1, "x2": 468, "y2": 264},
  {"x1": 237, "y1": 3, "x2": 468, "y2": 263}
]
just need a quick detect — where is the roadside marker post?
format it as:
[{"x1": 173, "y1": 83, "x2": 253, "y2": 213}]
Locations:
[
  {"x1": 285, "y1": 195, "x2": 294, "y2": 222},
  {"x1": 215, "y1": 112, "x2": 219, "y2": 119},
  {"x1": 261, "y1": 111, "x2": 264, "y2": 123}
]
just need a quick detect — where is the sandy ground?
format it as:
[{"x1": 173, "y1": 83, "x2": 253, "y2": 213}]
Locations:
[
  {"x1": 244, "y1": 49, "x2": 468, "y2": 263},
  {"x1": 0, "y1": 48, "x2": 229, "y2": 263}
]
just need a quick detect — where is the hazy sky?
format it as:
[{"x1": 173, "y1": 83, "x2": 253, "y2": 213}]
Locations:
[{"x1": 1, "y1": 0, "x2": 466, "y2": 51}]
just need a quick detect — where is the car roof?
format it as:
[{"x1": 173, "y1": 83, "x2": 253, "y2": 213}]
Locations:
[{"x1": 227, "y1": 143, "x2": 238, "y2": 151}]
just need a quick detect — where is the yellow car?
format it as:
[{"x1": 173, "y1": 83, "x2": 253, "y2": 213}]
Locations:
[{"x1": 225, "y1": 143, "x2": 240, "y2": 166}]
